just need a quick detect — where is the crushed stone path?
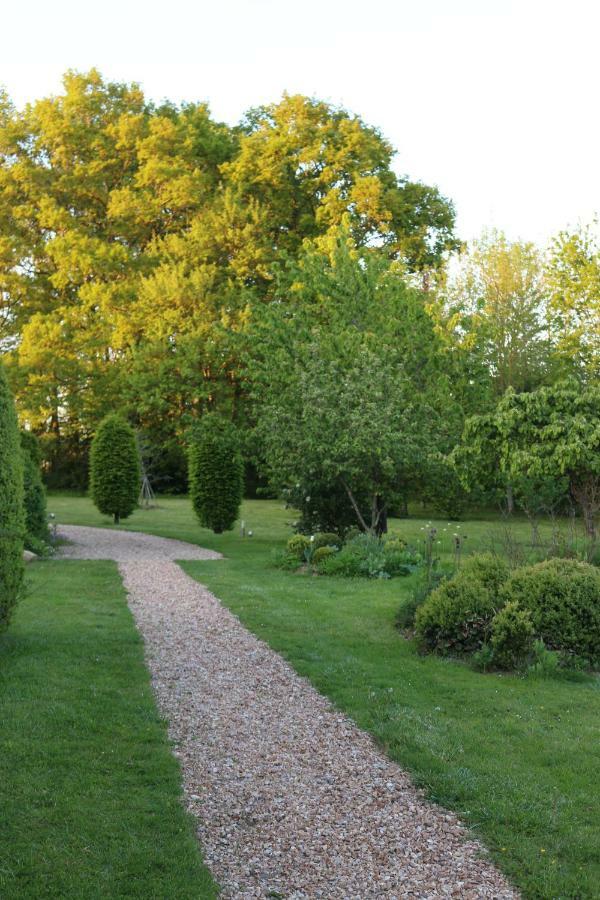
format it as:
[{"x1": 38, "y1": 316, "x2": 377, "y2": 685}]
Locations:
[{"x1": 58, "y1": 525, "x2": 517, "y2": 899}]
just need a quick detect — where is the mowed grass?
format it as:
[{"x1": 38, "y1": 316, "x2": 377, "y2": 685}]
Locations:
[
  {"x1": 51, "y1": 495, "x2": 600, "y2": 899},
  {"x1": 0, "y1": 558, "x2": 218, "y2": 899}
]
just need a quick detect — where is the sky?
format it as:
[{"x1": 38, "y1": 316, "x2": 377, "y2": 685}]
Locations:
[{"x1": 2, "y1": 0, "x2": 599, "y2": 245}]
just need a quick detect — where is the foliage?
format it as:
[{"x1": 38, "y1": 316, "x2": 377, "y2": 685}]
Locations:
[
  {"x1": 496, "y1": 381, "x2": 600, "y2": 541},
  {"x1": 21, "y1": 432, "x2": 49, "y2": 546},
  {"x1": 396, "y1": 569, "x2": 448, "y2": 630},
  {"x1": 0, "y1": 363, "x2": 24, "y2": 630},
  {"x1": 501, "y1": 558, "x2": 600, "y2": 664},
  {"x1": 188, "y1": 414, "x2": 244, "y2": 534},
  {"x1": 414, "y1": 573, "x2": 497, "y2": 655},
  {"x1": 318, "y1": 533, "x2": 419, "y2": 579},
  {"x1": 459, "y1": 552, "x2": 509, "y2": 599},
  {"x1": 250, "y1": 239, "x2": 454, "y2": 533},
  {"x1": 286, "y1": 533, "x2": 311, "y2": 560},
  {"x1": 490, "y1": 601, "x2": 535, "y2": 669},
  {"x1": 0, "y1": 72, "x2": 456, "y2": 486},
  {"x1": 312, "y1": 532, "x2": 340, "y2": 550},
  {"x1": 313, "y1": 546, "x2": 337, "y2": 566},
  {"x1": 89, "y1": 414, "x2": 140, "y2": 524},
  {"x1": 545, "y1": 225, "x2": 600, "y2": 379}
]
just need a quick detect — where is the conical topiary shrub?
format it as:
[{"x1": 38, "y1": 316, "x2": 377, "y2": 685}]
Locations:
[
  {"x1": 0, "y1": 363, "x2": 25, "y2": 631},
  {"x1": 188, "y1": 414, "x2": 244, "y2": 534},
  {"x1": 89, "y1": 414, "x2": 140, "y2": 524}
]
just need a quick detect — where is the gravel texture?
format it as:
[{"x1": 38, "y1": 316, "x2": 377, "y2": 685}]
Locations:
[{"x1": 58, "y1": 525, "x2": 518, "y2": 899}]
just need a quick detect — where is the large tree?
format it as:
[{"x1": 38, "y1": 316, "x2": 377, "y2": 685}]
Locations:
[{"x1": 249, "y1": 239, "x2": 453, "y2": 533}]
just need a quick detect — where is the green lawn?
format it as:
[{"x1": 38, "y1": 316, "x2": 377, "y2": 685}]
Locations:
[
  {"x1": 0, "y1": 557, "x2": 218, "y2": 899},
  {"x1": 45, "y1": 495, "x2": 600, "y2": 898}
]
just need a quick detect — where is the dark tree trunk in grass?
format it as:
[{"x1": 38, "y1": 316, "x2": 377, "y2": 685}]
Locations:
[
  {"x1": 0, "y1": 363, "x2": 25, "y2": 631},
  {"x1": 89, "y1": 415, "x2": 140, "y2": 525},
  {"x1": 188, "y1": 414, "x2": 244, "y2": 534}
]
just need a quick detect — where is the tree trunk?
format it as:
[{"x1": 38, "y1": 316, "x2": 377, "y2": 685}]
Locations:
[
  {"x1": 114, "y1": 513, "x2": 120, "y2": 525},
  {"x1": 373, "y1": 495, "x2": 388, "y2": 536}
]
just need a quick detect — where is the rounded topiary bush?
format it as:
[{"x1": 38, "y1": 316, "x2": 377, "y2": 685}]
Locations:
[
  {"x1": 501, "y1": 558, "x2": 600, "y2": 664},
  {"x1": 0, "y1": 364, "x2": 25, "y2": 630},
  {"x1": 460, "y1": 553, "x2": 509, "y2": 600},
  {"x1": 415, "y1": 573, "x2": 497, "y2": 655},
  {"x1": 490, "y1": 601, "x2": 535, "y2": 669},
  {"x1": 21, "y1": 432, "x2": 48, "y2": 545},
  {"x1": 90, "y1": 414, "x2": 140, "y2": 524},
  {"x1": 188, "y1": 414, "x2": 243, "y2": 534}
]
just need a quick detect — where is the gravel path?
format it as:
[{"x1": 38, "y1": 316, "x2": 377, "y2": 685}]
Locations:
[{"x1": 58, "y1": 525, "x2": 517, "y2": 899}]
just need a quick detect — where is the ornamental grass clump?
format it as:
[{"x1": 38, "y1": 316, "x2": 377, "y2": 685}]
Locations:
[
  {"x1": 90, "y1": 414, "x2": 140, "y2": 524},
  {"x1": 0, "y1": 364, "x2": 25, "y2": 630},
  {"x1": 188, "y1": 414, "x2": 244, "y2": 534}
]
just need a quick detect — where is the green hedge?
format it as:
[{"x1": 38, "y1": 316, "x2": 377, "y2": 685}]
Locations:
[
  {"x1": 21, "y1": 432, "x2": 48, "y2": 546},
  {"x1": 0, "y1": 365, "x2": 25, "y2": 630}
]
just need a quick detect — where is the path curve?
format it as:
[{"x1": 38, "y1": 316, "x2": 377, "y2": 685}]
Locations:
[{"x1": 58, "y1": 525, "x2": 517, "y2": 899}]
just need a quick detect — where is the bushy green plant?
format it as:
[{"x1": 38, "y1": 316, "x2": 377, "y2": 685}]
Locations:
[
  {"x1": 286, "y1": 534, "x2": 311, "y2": 559},
  {"x1": 318, "y1": 533, "x2": 419, "y2": 578},
  {"x1": 0, "y1": 364, "x2": 25, "y2": 630},
  {"x1": 21, "y1": 432, "x2": 49, "y2": 546},
  {"x1": 313, "y1": 545, "x2": 337, "y2": 566},
  {"x1": 415, "y1": 573, "x2": 496, "y2": 655},
  {"x1": 90, "y1": 415, "x2": 140, "y2": 524},
  {"x1": 460, "y1": 553, "x2": 509, "y2": 599},
  {"x1": 501, "y1": 558, "x2": 600, "y2": 664},
  {"x1": 490, "y1": 601, "x2": 535, "y2": 669},
  {"x1": 312, "y1": 532, "x2": 340, "y2": 550},
  {"x1": 527, "y1": 639, "x2": 561, "y2": 678},
  {"x1": 188, "y1": 414, "x2": 244, "y2": 534}
]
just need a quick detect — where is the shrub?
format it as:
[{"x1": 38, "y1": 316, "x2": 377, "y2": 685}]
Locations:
[
  {"x1": 501, "y1": 558, "x2": 600, "y2": 664},
  {"x1": 0, "y1": 364, "x2": 25, "y2": 631},
  {"x1": 90, "y1": 414, "x2": 140, "y2": 524},
  {"x1": 490, "y1": 601, "x2": 535, "y2": 669},
  {"x1": 313, "y1": 545, "x2": 337, "y2": 566},
  {"x1": 415, "y1": 573, "x2": 496, "y2": 655},
  {"x1": 188, "y1": 414, "x2": 244, "y2": 534},
  {"x1": 286, "y1": 534, "x2": 311, "y2": 559},
  {"x1": 21, "y1": 432, "x2": 49, "y2": 545},
  {"x1": 312, "y1": 532, "x2": 340, "y2": 550},
  {"x1": 460, "y1": 553, "x2": 509, "y2": 600},
  {"x1": 319, "y1": 533, "x2": 419, "y2": 579}
]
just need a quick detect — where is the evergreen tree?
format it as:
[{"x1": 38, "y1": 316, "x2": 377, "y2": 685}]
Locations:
[
  {"x1": 90, "y1": 415, "x2": 140, "y2": 524},
  {"x1": 21, "y1": 431, "x2": 49, "y2": 545},
  {"x1": 0, "y1": 363, "x2": 25, "y2": 630},
  {"x1": 189, "y1": 415, "x2": 244, "y2": 534}
]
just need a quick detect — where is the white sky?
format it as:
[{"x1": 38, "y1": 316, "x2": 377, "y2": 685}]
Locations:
[{"x1": 2, "y1": 0, "x2": 599, "y2": 245}]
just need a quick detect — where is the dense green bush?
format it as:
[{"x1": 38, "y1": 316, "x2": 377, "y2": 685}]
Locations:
[
  {"x1": 188, "y1": 414, "x2": 244, "y2": 534},
  {"x1": 396, "y1": 570, "x2": 448, "y2": 630},
  {"x1": 286, "y1": 534, "x2": 311, "y2": 560},
  {"x1": 460, "y1": 553, "x2": 509, "y2": 599},
  {"x1": 312, "y1": 532, "x2": 340, "y2": 550},
  {"x1": 0, "y1": 364, "x2": 25, "y2": 630},
  {"x1": 501, "y1": 558, "x2": 600, "y2": 664},
  {"x1": 318, "y1": 533, "x2": 419, "y2": 578},
  {"x1": 415, "y1": 573, "x2": 496, "y2": 654},
  {"x1": 313, "y1": 545, "x2": 337, "y2": 566},
  {"x1": 490, "y1": 601, "x2": 535, "y2": 668},
  {"x1": 21, "y1": 432, "x2": 49, "y2": 546},
  {"x1": 89, "y1": 415, "x2": 140, "y2": 524}
]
